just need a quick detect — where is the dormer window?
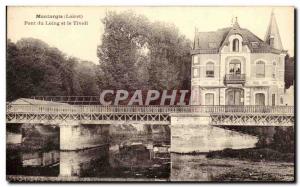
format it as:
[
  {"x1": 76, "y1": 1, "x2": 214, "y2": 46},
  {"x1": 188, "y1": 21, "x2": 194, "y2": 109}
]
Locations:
[
  {"x1": 251, "y1": 42, "x2": 259, "y2": 48},
  {"x1": 232, "y1": 39, "x2": 239, "y2": 52}
]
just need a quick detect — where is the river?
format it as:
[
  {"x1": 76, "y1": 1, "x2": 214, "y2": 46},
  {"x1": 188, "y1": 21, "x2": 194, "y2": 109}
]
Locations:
[{"x1": 6, "y1": 124, "x2": 294, "y2": 182}]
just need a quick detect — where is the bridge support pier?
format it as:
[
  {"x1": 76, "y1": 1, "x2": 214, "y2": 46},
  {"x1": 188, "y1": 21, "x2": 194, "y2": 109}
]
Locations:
[
  {"x1": 170, "y1": 113, "x2": 258, "y2": 153},
  {"x1": 59, "y1": 123, "x2": 109, "y2": 151}
]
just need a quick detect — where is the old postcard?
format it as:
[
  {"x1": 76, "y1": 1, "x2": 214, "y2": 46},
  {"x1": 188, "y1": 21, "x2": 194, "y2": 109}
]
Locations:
[{"x1": 6, "y1": 6, "x2": 295, "y2": 182}]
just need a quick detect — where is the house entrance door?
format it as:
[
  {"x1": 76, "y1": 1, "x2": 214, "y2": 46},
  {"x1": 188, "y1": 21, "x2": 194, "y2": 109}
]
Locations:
[
  {"x1": 225, "y1": 88, "x2": 244, "y2": 105},
  {"x1": 255, "y1": 93, "x2": 265, "y2": 106}
]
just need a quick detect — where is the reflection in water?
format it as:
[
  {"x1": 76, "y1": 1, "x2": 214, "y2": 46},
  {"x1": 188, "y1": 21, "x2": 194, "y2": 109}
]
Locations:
[
  {"x1": 22, "y1": 151, "x2": 60, "y2": 167},
  {"x1": 6, "y1": 124, "x2": 295, "y2": 181},
  {"x1": 7, "y1": 144, "x2": 170, "y2": 179},
  {"x1": 7, "y1": 124, "x2": 171, "y2": 179},
  {"x1": 7, "y1": 150, "x2": 60, "y2": 176},
  {"x1": 109, "y1": 143, "x2": 170, "y2": 178},
  {"x1": 59, "y1": 146, "x2": 109, "y2": 177}
]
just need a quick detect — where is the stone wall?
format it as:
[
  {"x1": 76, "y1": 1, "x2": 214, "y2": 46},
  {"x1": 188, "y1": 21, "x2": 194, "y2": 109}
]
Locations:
[{"x1": 170, "y1": 114, "x2": 258, "y2": 153}]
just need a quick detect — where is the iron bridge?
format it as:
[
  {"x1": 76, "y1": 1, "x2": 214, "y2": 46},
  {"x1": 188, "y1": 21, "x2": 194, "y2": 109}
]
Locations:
[{"x1": 6, "y1": 101, "x2": 294, "y2": 126}]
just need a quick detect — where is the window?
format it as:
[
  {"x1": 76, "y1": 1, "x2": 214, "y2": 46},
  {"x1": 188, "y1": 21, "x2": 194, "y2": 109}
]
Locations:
[
  {"x1": 205, "y1": 93, "x2": 214, "y2": 105},
  {"x1": 191, "y1": 86, "x2": 200, "y2": 105},
  {"x1": 272, "y1": 61, "x2": 276, "y2": 78},
  {"x1": 256, "y1": 61, "x2": 265, "y2": 78},
  {"x1": 280, "y1": 96, "x2": 284, "y2": 105},
  {"x1": 229, "y1": 60, "x2": 241, "y2": 75},
  {"x1": 272, "y1": 94, "x2": 276, "y2": 106},
  {"x1": 269, "y1": 36, "x2": 275, "y2": 47},
  {"x1": 233, "y1": 39, "x2": 239, "y2": 52},
  {"x1": 206, "y1": 62, "x2": 214, "y2": 77},
  {"x1": 193, "y1": 68, "x2": 200, "y2": 78},
  {"x1": 251, "y1": 42, "x2": 259, "y2": 48},
  {"x1": 255, "y1": 93, "x2": 265, "y2": 106},
  {"x1": 193, "y1": 55, "x2": 200, "y2": 65}
]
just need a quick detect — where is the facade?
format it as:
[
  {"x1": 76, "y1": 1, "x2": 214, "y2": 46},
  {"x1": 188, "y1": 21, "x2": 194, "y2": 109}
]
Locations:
[{"x1": 191, "y1": 13, "x2": 287, "y2": 106}]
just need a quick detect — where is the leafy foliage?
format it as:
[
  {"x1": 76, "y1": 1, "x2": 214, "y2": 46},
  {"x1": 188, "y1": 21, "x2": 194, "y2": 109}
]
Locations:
[
  {"x1": 271, "y1": 127, "x2": 294, "y2": 153},
  {"x1": 284, "y1": 55, "x2": 294, "y2": 89},
  {"x1": 98, "y1": 11, "x2": 192, "y2": 91},
  {"x1": 6, "y1": 38, "x2": 100, "y2": 101}
]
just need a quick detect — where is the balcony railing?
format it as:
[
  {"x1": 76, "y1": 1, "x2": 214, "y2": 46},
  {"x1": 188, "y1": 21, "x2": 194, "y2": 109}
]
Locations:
[{"x1": 224, "y1": 74, "x2": 246, "y2": 85}]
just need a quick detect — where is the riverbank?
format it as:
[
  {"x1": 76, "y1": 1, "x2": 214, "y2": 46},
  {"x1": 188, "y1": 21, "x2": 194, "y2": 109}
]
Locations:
[
  {"x1": 7, "y1": 142, "x2": 57, "y2": 153},
  {"x1": 171, "y1": 154, "x2": 294, "y2": 182},
  {"x1": 7, "y1": 124, "x2": 59, "y2": 152},
  {"x1": 171, "y1": 147, "x2": 294, "y2": 163},
  {"x1": 206, "y1": 148, "x2": 294, "y2": 162}
]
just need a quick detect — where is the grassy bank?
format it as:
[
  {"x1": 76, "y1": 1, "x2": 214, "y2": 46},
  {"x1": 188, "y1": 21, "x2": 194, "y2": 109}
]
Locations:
[{"x1": 206, "y1": 148, "x2": 294, "y2": 162}]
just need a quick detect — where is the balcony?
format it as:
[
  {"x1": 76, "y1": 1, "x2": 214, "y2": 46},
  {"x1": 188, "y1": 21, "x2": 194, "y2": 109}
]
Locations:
[{"x1": 224, "y1": 74, "x2": 246, "y2": 85}]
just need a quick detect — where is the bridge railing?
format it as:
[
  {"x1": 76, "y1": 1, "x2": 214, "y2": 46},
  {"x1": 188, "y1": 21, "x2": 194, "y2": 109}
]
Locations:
[{"x1": 6, "y1": 104, "x2": 294, "y2": 115}]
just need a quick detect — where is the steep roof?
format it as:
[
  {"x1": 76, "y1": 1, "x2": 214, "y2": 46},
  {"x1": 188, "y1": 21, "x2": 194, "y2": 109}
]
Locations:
[
  {"x1": 264, "y1": 11, "x2": 284, "y2": 50},
  {"x1": 193, "y1": 27, "x2": 231, "y2": 53},
  {"x1": 192, "y1": 19, "x2": 285, "y2": 55}
]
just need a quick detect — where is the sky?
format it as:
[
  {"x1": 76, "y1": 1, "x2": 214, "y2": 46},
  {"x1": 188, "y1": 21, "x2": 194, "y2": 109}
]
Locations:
[{"x1": 7, "y1": 6, "x2": 294, "y2": 63}]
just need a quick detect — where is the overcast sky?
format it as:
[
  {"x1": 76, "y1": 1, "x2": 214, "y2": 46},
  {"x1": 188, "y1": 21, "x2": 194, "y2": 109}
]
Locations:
[{"x1": 7, "y1": 6, "x2": 294, "y2": 63}]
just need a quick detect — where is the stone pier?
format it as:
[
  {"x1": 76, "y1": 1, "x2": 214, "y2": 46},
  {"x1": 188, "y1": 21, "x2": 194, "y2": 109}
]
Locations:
[
  {"x1": 170, "y1": 113, "x2": 258, "y2": 153},
  {"x1": 60, "y1": 123, "x2": 109, "y2": 151}
]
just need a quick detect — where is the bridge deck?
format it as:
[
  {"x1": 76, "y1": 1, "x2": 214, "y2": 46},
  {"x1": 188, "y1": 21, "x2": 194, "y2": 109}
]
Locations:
[
  {"x1": 6, "y1": 104, "x2": 294, "y2": 114},
  {"x1": 6, "y1": 104, "x2": 294, "y2": 126}
]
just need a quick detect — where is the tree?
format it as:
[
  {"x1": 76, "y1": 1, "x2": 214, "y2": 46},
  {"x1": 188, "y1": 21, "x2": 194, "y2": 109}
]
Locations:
[
  {"x1": 271, "y1": 127, "x2": 294, "y2": 153},
  {"x1": 97, "y1": 11, "x2": 192, "y2": 92},
  {"x1": 285, "y1": 54, "x2": 294, "y2": 89},
  {"x1": 73, "y1": 61, "x2": 100, "y2": 96},
  {"x1": 97, "y1": 11, "x2": 149, "y2": 91},
  {"x1": 6, "y1": 39, "x2": 29, "y2": 101},
  {"x1": 7, "y1": 11, "x2": 193, "y2": 102},
  {"x1": 6, "y1": 38, "x2": 101, "y2": 101},
  {"x1": 147, "y1": 22, "x2": 191, "y2": 90}
]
